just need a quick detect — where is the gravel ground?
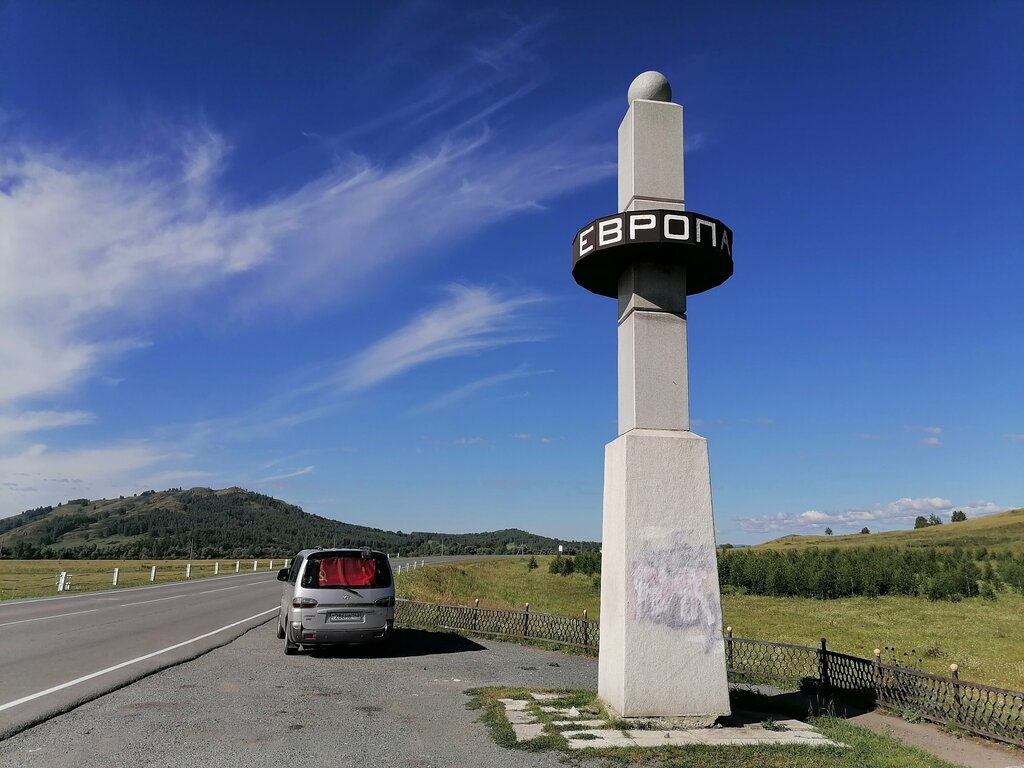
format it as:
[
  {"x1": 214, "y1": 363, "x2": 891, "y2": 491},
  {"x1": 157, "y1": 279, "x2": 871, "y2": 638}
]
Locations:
[{"x1": 0, "y1": 621, "x2": 601, "y2": 768}]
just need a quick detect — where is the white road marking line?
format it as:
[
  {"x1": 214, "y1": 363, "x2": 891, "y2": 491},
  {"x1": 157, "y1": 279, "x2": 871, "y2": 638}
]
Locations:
[
  {"x1": 0, "y1": 607, "x2": 277, "y2": 713},
  {"x1": 0, "y1": 572, "x2": 276, "y2": 608},
  {"x1": 119, "y1": 594, "x2": 188, "y2": 607},
  {"x1": 0, "y1": 609, "x2": 99, "y2": 628},
  {"x1": 196, "y1": 584, "x2": 248, "y2": 595},
  {"x1": 119, "y1": 583, "x2": 248, "y2": 607}
]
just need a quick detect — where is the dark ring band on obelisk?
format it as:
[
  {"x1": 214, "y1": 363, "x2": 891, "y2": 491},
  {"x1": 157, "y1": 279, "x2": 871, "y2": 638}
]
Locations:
[{"x1": 571, "y1": 209, "x2": 733, "y2": 297}]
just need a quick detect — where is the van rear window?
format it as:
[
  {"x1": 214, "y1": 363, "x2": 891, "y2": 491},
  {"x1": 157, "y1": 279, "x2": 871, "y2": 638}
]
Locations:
[{"x1": 301, "y1": 553, "x2": 391, "y2": 589}]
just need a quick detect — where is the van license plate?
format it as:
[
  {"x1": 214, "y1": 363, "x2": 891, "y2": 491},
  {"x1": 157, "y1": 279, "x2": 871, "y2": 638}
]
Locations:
[{"x1": 329, "y1": 612, "x2": 361, "y2": 622}]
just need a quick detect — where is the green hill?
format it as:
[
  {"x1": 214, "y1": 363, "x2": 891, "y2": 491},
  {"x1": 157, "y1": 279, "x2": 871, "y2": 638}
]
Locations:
[
  {"x1": 0, "y1": 487, "x2": 593, "y2": 560},
  {"x1": 757, "y1": 507, "x2": 1024, "y2": 553}
]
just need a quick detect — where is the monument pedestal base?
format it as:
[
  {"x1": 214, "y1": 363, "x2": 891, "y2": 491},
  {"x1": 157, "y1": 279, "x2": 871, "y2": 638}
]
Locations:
[{"x1": 598, "y1": 428, "x2": 730, "y2": 719}]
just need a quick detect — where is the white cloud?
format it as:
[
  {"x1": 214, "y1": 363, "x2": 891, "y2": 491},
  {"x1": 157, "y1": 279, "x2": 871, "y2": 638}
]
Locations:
[
  {"x1": 414, "y1": 364, "x2": 546, "y2": 413},
  {"x1": 0, "y1": 441, "x2": 185, "y2": 517},
  {"x1": 0, "y1": 24, "x2": 612, "y2": 513},
  {"x1": 0, "y1": 65, "x2": 609, "y2": 417},
  {"x1": 257, "y1": 465, "x2": 315, "y2": 483},
  {"x1": 1004, "y1": 433, "x2": 1024, "y2": 443},
  {"x1": 738, "y1": 497, "x2": 1007, "y2": 534},
  {"x1": 0, "y1": 410, "x2": 94, "y2": 438},
  {"x1": 338, "y1": 285, "x2": 544, "y2": 392}
]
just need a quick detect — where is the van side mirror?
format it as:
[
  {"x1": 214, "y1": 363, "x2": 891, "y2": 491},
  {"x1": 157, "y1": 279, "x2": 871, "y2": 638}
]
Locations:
[{"x1": 276, "y1": 568, "x2": 289, "y2": 582}]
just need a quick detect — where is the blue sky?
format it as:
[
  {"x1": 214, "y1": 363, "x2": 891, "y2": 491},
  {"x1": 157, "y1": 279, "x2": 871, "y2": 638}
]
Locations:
[{"x1": 1, "y1": 1, "x2": 1021, "y2": 544}]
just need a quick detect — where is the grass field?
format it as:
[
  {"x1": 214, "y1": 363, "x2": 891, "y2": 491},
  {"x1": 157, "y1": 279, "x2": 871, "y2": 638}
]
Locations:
[
  {"x1": 757, "y1": 508, "x2": 1024, "y2": 553},
  {"x1": 395, "y1": 557, "x2": 1024, "y2": 691},
  {"x1": 0, "y1": 557, "x2": 287, "y2": 600}
]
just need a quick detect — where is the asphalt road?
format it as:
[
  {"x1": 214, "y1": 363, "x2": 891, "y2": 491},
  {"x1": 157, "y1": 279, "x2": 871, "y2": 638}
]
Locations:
[
  {"x1": 0, "y1": 570, "x2": 281, "y2": 738},
  {"x1": 0, "y1": 620, "x2": 601, "y2": 768},
  {"x1": 0, "y1": 555, "x2": 478, "y2": 739}
]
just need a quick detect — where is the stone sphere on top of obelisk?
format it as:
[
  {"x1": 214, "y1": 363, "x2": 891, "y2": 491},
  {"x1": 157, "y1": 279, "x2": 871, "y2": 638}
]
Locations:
[{"x1": 627, "y1": 71, "x2": 672, "y2": 104}]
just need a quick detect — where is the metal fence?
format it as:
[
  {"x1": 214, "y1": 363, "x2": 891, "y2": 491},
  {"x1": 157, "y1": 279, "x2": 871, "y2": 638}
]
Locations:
[
  {"x1": 395, "y1": 599, "x2": 1024, "y2": 748},
  {"x1": 396, "y1": 599, "x2": 598, "y2": 650}
]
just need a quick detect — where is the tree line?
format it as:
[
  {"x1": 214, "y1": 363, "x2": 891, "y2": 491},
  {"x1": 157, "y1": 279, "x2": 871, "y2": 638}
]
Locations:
[
  {"x1": 718, "y1": 546, "x2": 1024, "y2": 601},
  {"x1": 0, "y1": 488, "x2": 592, "y2": 559}
]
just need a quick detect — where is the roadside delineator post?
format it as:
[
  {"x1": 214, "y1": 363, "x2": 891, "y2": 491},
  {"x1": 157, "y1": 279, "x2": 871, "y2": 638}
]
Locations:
[
  {"x1": 56, "y1": 571, "x2": 67, "y2": 592},
  {"x1": 214, "y1": 562, "x2": 220, "y2": 575},
  {"x1": 150, "y1": 565, "x2": 157, "y2": 582},
  {"x1": 235, "y1": 561, "x2": 240, "y2": 573},
  {"x1": 185, "y1": 563, "x2": 191, "y2": 579},
  {"x1": 253, "y1": 559, "x2": 258, "y2": 571},
  {"x1": 112, "y1": 567, "x2": 119, "y2": 586}
]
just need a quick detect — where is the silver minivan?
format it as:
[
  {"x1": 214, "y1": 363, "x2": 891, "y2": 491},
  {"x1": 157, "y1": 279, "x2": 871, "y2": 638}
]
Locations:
[{"x1": 277, "y1": 547, "x2": 395, "y2": 654}]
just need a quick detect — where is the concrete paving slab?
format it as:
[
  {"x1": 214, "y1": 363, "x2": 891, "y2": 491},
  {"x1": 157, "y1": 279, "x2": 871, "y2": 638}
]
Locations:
[
  {"x1": 499, "y1": 698, "x2": 529, "y2": 710},
  {"x1": 551, "y1": 719, "x2": 607, "y2": 728},
  {"x1": 565, "y1": 731, "x2": 638, "y2": 749},
  {"x1": 625, "y1": 730, "x2": 702, "y2": 745},
  {"x1": 530, "y1": 693, "x2": 561, "y2": 701},
  {"x1": 539, "y1": 705, "x2": 581, "y2": 717},
  {"x1": 506, "y1": 710, "x2": 538, "y2": 724},
  {"x1": 512, "y1": 723, "x2": 546, "y2": 741}
]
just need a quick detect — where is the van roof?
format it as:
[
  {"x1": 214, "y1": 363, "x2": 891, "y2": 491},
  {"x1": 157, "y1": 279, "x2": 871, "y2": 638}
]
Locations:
[{"x1": 293, "y1": 547, "x2": 386, "y2": 558}]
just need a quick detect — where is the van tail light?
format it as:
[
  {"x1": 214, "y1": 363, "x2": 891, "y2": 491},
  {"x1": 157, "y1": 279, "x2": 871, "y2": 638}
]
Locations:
[
  {"x1": 292, "y1": 598, "x2": 318, "y2": 608},
  {"x1": 375, "y1": 596, "x2": 395, "y2": 607}
]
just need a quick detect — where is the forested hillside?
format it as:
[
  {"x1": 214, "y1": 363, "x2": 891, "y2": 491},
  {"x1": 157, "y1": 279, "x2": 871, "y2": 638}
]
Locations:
[{"x1": 0, "y1": 487, "x2": 590, "y2": 559}]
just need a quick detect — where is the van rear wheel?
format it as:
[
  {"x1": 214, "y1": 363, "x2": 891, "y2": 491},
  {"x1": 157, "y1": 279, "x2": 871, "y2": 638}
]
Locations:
[
  {"x1": 276, "y1": 617, "x2": 285, "y2": 639},
  {"x1": 283, "y1": 626, "x2": 299, "y2": 655}
]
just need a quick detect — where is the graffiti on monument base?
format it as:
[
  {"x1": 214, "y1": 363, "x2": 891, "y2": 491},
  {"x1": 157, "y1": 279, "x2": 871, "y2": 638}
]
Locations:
[{"x1": 630, "y1": 540, "x2": 722, "y2": 650}]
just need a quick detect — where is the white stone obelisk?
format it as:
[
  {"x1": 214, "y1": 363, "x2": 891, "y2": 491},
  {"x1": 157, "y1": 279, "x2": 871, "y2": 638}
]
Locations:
[{"x1": 597, "y1": 72, "x2": 730, "y2": 721}]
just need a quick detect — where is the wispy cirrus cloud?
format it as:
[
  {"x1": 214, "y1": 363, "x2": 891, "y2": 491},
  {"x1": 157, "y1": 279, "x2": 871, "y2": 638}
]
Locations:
[
  {"x1": 0, "y1": 410, "x2": 94, "y2": 438},
  {"x1": 905, "y1": 425, "x2": 943, "y2": 447},
  {"x1": 0, "y1": 18, "x2": 610, "y2": 418},
  {"x1": 338, "y1": 285, "x2": 545, "y2": 392},
  {"x1": 258, "y1": 466, "x2": 315, "y2": 484},
  {"x1": 739, "y1": 497, "x2": 1006, "y2": 535},
  {"x1": 0, "y1": 442, "x2": 185, "y2": 512},
  {"x1": 412, "y1": 363, "x2": 548, "y2": 413},
  {"x1": 0, "y1": 20, "x2": 611, "y2": 515}
]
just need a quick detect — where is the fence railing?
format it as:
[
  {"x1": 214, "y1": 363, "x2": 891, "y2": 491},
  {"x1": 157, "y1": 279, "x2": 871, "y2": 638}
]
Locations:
[
  {"x1": 0, "y1": 559, "x2": 290, "y2": 600},
  {"x1": 395, "y1": 599, "x2": 1024, "y2": 748},
  {"x1": 396, "y1": 598, "x2": 598, "y2": 650}
]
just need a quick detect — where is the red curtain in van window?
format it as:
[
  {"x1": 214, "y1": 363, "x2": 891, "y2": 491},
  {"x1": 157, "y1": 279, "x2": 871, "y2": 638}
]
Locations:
[{"x1": 318, "y1": 557, "x2": 377, "y2": 587}]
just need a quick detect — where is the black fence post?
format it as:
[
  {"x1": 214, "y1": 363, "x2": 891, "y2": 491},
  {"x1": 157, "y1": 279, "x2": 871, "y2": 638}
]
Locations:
[
  {"x1": 725, "y1": 626, "x2": 734, "y2": 673},
  {"x1": 583, "y1": 609, "x2": 589, "y2": 650},
  {"x1": 819, "y1": 637, "x2": 831, "y2": 690},
  {"x1": 523, "y1": 603, "x2": 530, "y2": 638}
]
